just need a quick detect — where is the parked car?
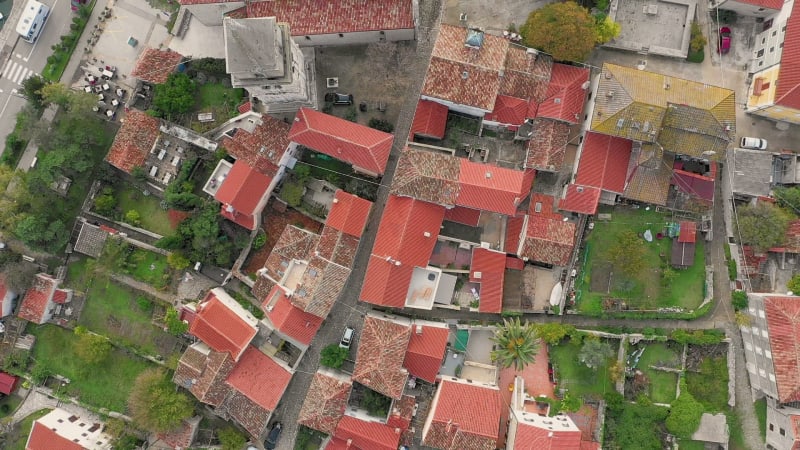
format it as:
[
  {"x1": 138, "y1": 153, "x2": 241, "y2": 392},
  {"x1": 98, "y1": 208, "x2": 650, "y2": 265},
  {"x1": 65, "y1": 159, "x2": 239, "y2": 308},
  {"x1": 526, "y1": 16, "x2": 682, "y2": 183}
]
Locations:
[
  {"x1": 740, "y1": 137, "x2": 768, "y2": 150},
  {"x1": 339, "y1": 326, "x2": 355, "y2": 349},
  {"x1": 718, "y1": 27, "x2": 731, "y2": 54},
  {"x1": 265, "y1": 422, "x2": 282, "y2": 450},
  {"x1": 324, "y1": 92, "x2": 354, "y2": 105}
]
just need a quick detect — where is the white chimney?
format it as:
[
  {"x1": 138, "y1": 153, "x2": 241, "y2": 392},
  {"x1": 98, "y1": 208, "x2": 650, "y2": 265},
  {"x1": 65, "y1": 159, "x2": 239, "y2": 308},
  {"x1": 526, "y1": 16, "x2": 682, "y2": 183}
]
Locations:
[
  {"x1": 424, "y1": 231, "x2": 431, "y2": 238},
  {"x1": 333, "y1": 198, "x2": 339, "y2": 203},
  {"x1": 485, "y1": 171, "x2": 492, "y2": 178},
  {"x1": 473, "y1": 271, "x2": 482, "y2": 279},
  {"x1": 416, "y1": 325, "x2": 423, "y2": 334}
]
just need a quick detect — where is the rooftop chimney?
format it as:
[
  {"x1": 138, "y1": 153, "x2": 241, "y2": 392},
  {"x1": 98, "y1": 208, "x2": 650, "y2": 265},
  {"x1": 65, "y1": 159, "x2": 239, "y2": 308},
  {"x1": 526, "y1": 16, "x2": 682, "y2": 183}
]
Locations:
[{"x1": 424, "y1": 231, "x2": 431, "y2": 238}]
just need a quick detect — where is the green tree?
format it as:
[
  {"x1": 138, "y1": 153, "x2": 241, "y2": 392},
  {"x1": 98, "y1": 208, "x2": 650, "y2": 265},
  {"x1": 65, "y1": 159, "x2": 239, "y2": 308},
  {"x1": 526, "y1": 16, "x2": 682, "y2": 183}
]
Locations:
[
  {"x1": 731, "y1": 290, "x2": 748, "y2": 310},
  {"x1": 281, "y1": 180, "x2": 304, "y2": 207},
  {"x1": 94, "y1": 187, "x2": 117, "y2": 216},
  {"x1": 532, "y1": 323, "x2": 575, "y2": 345},
  {"x1": 217, "y1": 426, "x2": 246, "y2": 450},
  {"x1": 320, "y1": 344, "x2": 349, "y2": 369},
  {"x1": 665, "y1": 380, "x2": 704, "y2": 438},
  {"x1": 490, "y1": 317, "x2": 540, "y2": 370},
  {"x1": 167, "y1": 252, "x2": 191, "y2": 270},
  {"x1": 578, "y1": 338, "x2": 614, "y2": 369},
  {"x1": 362, "y1": 389, "x2": 392, "y2": 417},
  {"x1": 21, "y1": 75, "x2": 48, "y2": 110},
  {"x1": 774, "y1": 186, "x2": 800, "y2": 214},
  {"x1": 738, "y1": 202, "x2": 791, "y2": 252},
  {"x1": 595, "y1": 15, "x2": 621, "y2": 44},
  {"x1": 128, "y1": 368, "x2": 194, "y2": 433},
  {"x1": 520, "y1": 1, "x2": 598, "y2": 61},
  {"x1": 73, "y1": 327, "x2": 112, "y2": 365},
  {"x1": 164, "y1": 308, "x2": 189, "y2": 336},
  {"x1": 608, "y1": 230, "x2": 647, "y2": 277},
  {"x1": 152, "y1": 73, "x2": 196, "y2": 120},
  {"x1": 125, "y1": 210, "x2": 141, "y2": 226}
]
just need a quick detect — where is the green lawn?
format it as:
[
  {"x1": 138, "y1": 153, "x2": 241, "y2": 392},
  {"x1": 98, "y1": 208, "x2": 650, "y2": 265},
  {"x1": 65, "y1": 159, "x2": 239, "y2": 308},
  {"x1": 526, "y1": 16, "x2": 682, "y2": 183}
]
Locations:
[
  {"x1": 123, "y1": 249, "x2": 171, "y2": 290},
  {"x1": 116, "y1": 185, "x2": 173, "y2": 236},
  {"x1": 28, "y1": 325, "x2": 154, "y2": 411},
  {"x1": 550, "y1": 339, "x2": 617, "y2": 398},
  {"x1": 755, "y1": 398, "x2": 767, "y2": 441},
  {"x1": 631, "y1": 342, "x2": 681, "y2": 403},
  {"x1": 635, "y1": 342, "x2": 682, "y2": 369},
  {"x1": 647, "y1": 370, "x2": 678, "y2": 404},
  {"x1": 576, "y1": 206, "x2": 706, "y2": 314},
  {"x1": 686, "y1": 356, "x2": 729, "y2": 411},
  {"x1": 678, "y1": 440, "x2": 707, "y2": 450},
  {"x1": 7, "y1": 409, "x2": 51, "y2": 450}
]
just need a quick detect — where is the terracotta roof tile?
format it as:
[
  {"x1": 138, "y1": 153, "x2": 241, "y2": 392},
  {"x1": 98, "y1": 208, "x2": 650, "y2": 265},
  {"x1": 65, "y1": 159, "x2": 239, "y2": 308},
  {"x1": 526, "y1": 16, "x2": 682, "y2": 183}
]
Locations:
[
  {"x1": 444, "y1": 206, "x2": 481, "y2": 226},
  {"x1": 559, "y1": 185, "x2": 601, "y2": 215},
  {"x1": 505, "y1": 216, "x2": 525, "y2": 254},
  {"x1": 403, "y1": 325, "x2": 449, "y2": 382},
  {"x1": 316, "y1": 227, "x2": 359, "y2": 268},
  {"x1": 27, "y1": 421, "x2": 85, "y2": 450},
  {"x1": 524, "y1": 118, "x2": 570, "y2": 171},
  {"x1": 289, "y1": 108, "x2": 393, "y2": 175},
  {"x1": 334, "y1": 416, "x2": 402, "y2": 450},
  {"x1": 520, "y1": 194, "x2": 576, "y2": 266},
  {"x1": 411, "y1": 99, "x2": 449, "y2": 139},
  {"x1": 298, "y1": 372, "x2": 352, "y2": 435},
  {"x1": 219, "y1": 390, "x2": 271, "y2": 437},
  {"x1": 260, "y1": 225, "x2": 320, "y2": 283},
  {"x1": 785, "y1": 220, "x2": 800, "y2": 253},
  {"x1": 263, "y1": 286, "x2": 323, "y2": 345},
  {"x1": 500, "y1": 46, "x2": 553, "y2": 101},
  {"x1": 388, "y1": 394, "x2": 416, "y2": 433},
  {"x1": 776, "y1": 1, "x2": 800, "y2": 109},
  {"x1": 237, "y1": 101, "x2": 251, "y2": 114},
  {"x1": 423, "y1": 380, "x2": 501, "y2": 450},
  {"x1": 18, "y1": 274, "x2": 57, "y2": 324},
  {"x1": 361, "y1": 196, "x2": 446, "y2": 308},
  {"x1": 423, "y1": 58, "x2": 501, "y2": 112},
  {"x1": 391, "y1": 148, "x2": 461, "y2": 206},
  {"x1": 622, "y1": 143, "x2": 673, "y2": 206},
  {"x1": 242, "y1": 0, "x2": 414, "y2": 35},
  {"x1": 469, "y1": 248, "x2": 506, "y2": 313},
  {"x1": 352, "y1": 315, "x2": 411, "y2": 399},
  {"x1": 220, "y1": 204, "x2": 256, "y2": 230},
  {"x1": 575, "y1": 132, "x2": 632, "y2": 193},
  {"x1": 215, "y1": 160, "x2": 272, "y2": 228},
  {"x1": 325, "y1": 190, "x2": 372, "y2": 238},
  {"x1": 106, "y1": 110, "x2": 160, "y2": 173},
  {"x1": 764, "y1": 296, "x2": 800, "y2": 403},
  {"x1": 432, "y1": 24, "x2": 509, "y2": 71},
  {"x1": 221, "y1": 114, "x2": 290, "y2": 177},
  {"x1": 154, "y1": 416, "x2": 200, "y2": 449},
  {"x1": 485, "y1": 95, "x2": 528, "y2": 127},
  {"x1": 457, "y1": 160, "x2": 534, "y2": 216},
  {"x1": 52, "y1": 289, "x2": 70, "y2": 304},
  {"x1": 293, "y1": 256, "x2": 350, "y2": 318},
  {"x1": 189, "y1": 290, "x2": 258, "y2": 361},
  {"x1": 130, "y1": 48, "x2": 183, "y2": 84},
  {"x1": 536, "y1": 63, "x2": 590, "y2": 124},
  {"x1": 513, "y1": 420, "x2": 582, "y2": 450},
  {"x1": 735, "y1": 0, "x2": 782, "y2": 8},
  {"x1": 173, "y1": 346, "x2": 235, "y2": 406},
  {"x1": 678, "y1": 221, "x2": 697, "y2": 243},
  {"x1": 225, "y1": 346, "x2": 292, "y2": 411}
]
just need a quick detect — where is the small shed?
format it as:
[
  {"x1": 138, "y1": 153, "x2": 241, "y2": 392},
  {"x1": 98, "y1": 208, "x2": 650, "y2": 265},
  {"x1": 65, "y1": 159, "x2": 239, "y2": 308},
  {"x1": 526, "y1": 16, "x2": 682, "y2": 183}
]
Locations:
[
  {"x1": 0, "y1": 371, "x2": 19, "y2": 395},
  {"x1": 671, "y1": 221, "x2": 697, "y2": 268}
]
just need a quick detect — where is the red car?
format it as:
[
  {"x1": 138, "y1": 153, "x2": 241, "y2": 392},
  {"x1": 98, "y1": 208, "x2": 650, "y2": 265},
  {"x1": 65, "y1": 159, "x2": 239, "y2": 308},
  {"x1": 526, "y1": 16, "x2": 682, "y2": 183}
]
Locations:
[{"x1": 718, "y1": 27, "x2": 732, "y2": 54}]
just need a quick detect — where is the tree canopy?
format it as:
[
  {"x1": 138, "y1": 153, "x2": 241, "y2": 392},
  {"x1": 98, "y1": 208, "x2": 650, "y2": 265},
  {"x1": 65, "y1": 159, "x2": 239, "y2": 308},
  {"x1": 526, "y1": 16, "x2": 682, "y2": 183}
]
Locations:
[
  {"x1": 737, "y1": 202, "x2": 791, "y2": 252},
  {"x1": 665, "y1": 380, "x2": 704, "y2": 438},
  {"x1": 490, "y1": 317, "x2": 540, "y2": 370},
  {"x1": 128, "y1": 368, "x2": 194, "y2": 433},
  {"x1": 151, "y1": 73, "x2": 196, "y2": 120},
  {"x1": 608, "y1": 230, "x2": 647, "y2": 278},
  {"x1": 532, "y1": 323, "x2": 575, "y2": 345},
  {"x1": 320, "y1": 344, "x2": 349, "y2": 369},
  {"x1": 520, "y1": 1, "x2": 599, "y2": 61},
  {"x1": 578, "y1": 338, "x2": 614, "y2": 369},
  {"x1": 73, "y1": 327, "x2": 112, "y2": 365}
]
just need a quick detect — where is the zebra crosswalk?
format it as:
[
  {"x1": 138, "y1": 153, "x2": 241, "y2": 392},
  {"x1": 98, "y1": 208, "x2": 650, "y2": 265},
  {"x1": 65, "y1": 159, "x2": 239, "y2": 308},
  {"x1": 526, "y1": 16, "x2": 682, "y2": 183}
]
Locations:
[{"x1": 1, "y1": 60, "x2": 38, "y2": 86}]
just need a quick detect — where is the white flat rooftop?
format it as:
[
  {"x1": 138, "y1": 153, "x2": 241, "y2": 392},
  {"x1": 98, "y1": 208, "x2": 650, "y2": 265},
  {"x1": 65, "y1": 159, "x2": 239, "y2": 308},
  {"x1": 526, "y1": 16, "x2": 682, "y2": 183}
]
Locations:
[
  {"x1": 203, "y1": 159, "x2": 233, "y2": 197},
  {"x1": 405, "y1": 266, "x2": 442, "y2": 310}
]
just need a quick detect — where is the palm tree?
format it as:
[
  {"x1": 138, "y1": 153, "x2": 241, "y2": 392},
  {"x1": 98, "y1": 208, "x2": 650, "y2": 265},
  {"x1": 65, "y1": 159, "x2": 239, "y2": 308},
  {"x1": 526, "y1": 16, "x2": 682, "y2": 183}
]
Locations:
[{"x1": 490, "y1": 317, "x2": 540, "y2": 371}]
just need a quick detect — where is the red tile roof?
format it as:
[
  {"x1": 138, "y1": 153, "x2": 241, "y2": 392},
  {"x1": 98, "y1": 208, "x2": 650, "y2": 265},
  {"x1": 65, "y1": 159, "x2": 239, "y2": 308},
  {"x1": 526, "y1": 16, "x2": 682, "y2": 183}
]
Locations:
[
  {"x1": 411, "y1": 99, "x2": 449, "y2": 139},
  {"x1": 130, "y1": 48, "x2": 183, "y2": 84},
  {"x1": 154, "y1": 416, "x2": 200, "y2": 449},
  {"x1": 559, "y1": 184, "x2": 601, "y2": 215},
  {"x1": 298, "y1": 372, "x2": 352, "y2": 435},
  {"x1": 784, "y1": 219, "x2": 800, "y2": 253},
  {"x1": 505, "y1": 216, "x2": 525, "y2": 254},
  {"x1": 334, "y1": 416, "x2": 402, "y2": 450},
  {"x1": 221, "y1": 114, "x2": 291, "y2": 176},
  {"x1": 678, "y1": 221, "x2": 697, "y2": 243},
  {"x1": 289, "y1": 108, "x2": 393, "y2": 175},
  {"x1": 444, "y1": 206, "x2": 482, "y2": 226},
  {"x1": 524, "y1": 118, "x2": 570, "y2": 171},
  {"x1": 189, "y1": 290, "x2": 257, "y2": 361},
  {"x1": 672, "y1": 169, "x2": 715, "y2": 203},
  {"x1": 734, "y1": 0, "x2": 782, "y2": 9},
  {"x1": 390, "y1": 147, "x2": 462, "y2": 206},
  {"x1": 506, "y1": 256, "x2": 525, "y2": 270},
  {"x1": 536, "y1": 63, "x2": 590, "y2": 124},
  {"x1": 485, "y1": 95, "x2": 528, "y2": 128},
  {"x1": 470, "y1": 248, "x2": 506, "y2": 313},
  {"x1": 18, "y1": 274, "x2": 56, "y2": 324},
  {"x1": 173, "y1": 346, "x2": 235, "y2": 406},
  {"x1": 242, "y1": 0, "x2": 414, "y2": 35},
  {"x1": 325, "y1": 190, "x2": 372, "y2": 238},
  {"x1": 52, "y1": 289, "x2": 69, "y2": 304},
  {"x1": 361, "y1": 196, "x2": 446, "y2": 307},
  {"x1": 423, "y1": 380, "x2": 501, "y2": 450},
  {"x1": 237, "y1": 101, "x2": 251, "y2": 114},
  {"x1": 352, "y1": 315, "x2": 411, "y2": 399},
  {"x1": 764, "y1": 296, "x2": 800, "y2": 403},
  {"x1": 575, "y1": 132, "x2": 632, "y2": 193},
  {"x1": 501, "y1": 46, "x2": 553, "y2": 102},
  {"x1": 775, "y1": 0, "x2": 800, "y2": 109},
  {"x1": 263, "y1": 285, "x2": 323, "y2": 345},
  {"x1": 220, "y1": 205, "x2": 256, "y2": 230},
  {"x1": 106, "y1": 110, "x2": 160, "y2": 173},
  {"x1": 513, "y1": 421, "x2": 582, "y2": 450},
  {"x1": 225, "y1": 346, "x2": 291, "y2": 411},
  {"x1": 520, "y1": 194, "x2": 576, "y2": 266},
  {"x1": 26, "y1": 421, "x2": 84, "y2": 450},
  {"x1": 215, "y1": 160, "x2": 272, "y2": 230},
  {"x1": 457, "y1": 160, "x2": 534, "y2": 216},
  {"x1": 0, "y1": 371, "x2": 17, "y2": 395},
  {"x1": 403, "y1": 325, "x2": 449, "y2": 383}
]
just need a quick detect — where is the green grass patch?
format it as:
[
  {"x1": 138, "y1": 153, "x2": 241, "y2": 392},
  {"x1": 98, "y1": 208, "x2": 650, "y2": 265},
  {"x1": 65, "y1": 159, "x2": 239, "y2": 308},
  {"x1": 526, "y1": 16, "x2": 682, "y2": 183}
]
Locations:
[
  {"x1": 636, "y1": 342, "x2": 682, "y2": 368},
  {"x1": 576, "y1": 206, "x2": 705, "y2": 314},
  {"x1": 550, "y1": 339, "x2": 617, "y2": 398},
  {"x1": 122, "y1": 248, "x2": 171, "y2": 290},
  {"x1": 196, "y1": 83, "x2": 244, "y2": 110},
  {"x1": 678, "y1": 440, "x2": 707, "y2": 450},
  {"x1": 8, "y1": 408, "x2": 51, "y2": 450},
  {"x1": 28, "y1": 325, "x2": 154, "y2": 411},
  {"x1": 647, "y1": 370, "x2": 678, "y2": 404},
  {"x1": 633, "y1": 342, "x2": 680, "y2": 403},
  {"x1": 686, "y1": 356, "x2": 729, "y2": 411},
  {"x1": 755, "y1": 398, "x2": 767, "y2": 441},
  {"x1": 0, "y1": 394, "x2": 23, "y2": 418},
  {"x1": 42, "y1": 1, "x2": 96, "y2": 82},
  {"x1": 116, "y1": 185, "x2": 173, "y2": 236}
]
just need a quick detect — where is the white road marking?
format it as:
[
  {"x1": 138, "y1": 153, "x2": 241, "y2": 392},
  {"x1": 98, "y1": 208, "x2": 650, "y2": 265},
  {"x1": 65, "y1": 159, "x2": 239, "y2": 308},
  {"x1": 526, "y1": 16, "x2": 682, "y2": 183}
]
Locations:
[
  {"x1": 15, "y1": 54, "x2": 21, "y2": 59},
  {"x1": 9, "y1": 63, "x2": 23, "y2": 84},
  {"x1": 0, "y1": 94, "x2": 14, "y2": 119},
  {"x1": 2, "y1": 60, "x2": 14, "y2": 79},
  {"x1": 14, "y1": 68, "x2": 30, "y2": 85}
]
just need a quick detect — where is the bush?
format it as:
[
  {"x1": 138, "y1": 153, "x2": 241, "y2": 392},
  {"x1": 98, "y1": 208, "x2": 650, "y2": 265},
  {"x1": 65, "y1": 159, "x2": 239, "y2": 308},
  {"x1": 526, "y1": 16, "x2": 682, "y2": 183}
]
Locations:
[
  {"x1": 281, "y1": 180, "x2": 304, "y2": 207},
  {"x1": 124, "y1": 210, "x2": 141, "y2": 226},
  {"x1": 666, "y1": 380, "x2": 704, "y2": 438},
  {"x1": 344, "y1": 107, "x2": 357, "y2": 122},
  {"x1": 368, "y1": 118, "x2": 394, "y2": 133},
  {"x1": 732, "y1": 290, "x2": 748, "y2": 310},
  {"x1": 253, "y1": 229, "x2": 267, "y2": 249},
  {"x1": 320, "y1": 344, "x2": 348, "y2": 369},
  {"x1": 670, "y1": 329, "x2": 724, "y2": 345},
  {"x1": 728, "y1": 258, "x2": 737, "y2": 280},
  {"x1": 217, "y1": 426, "x2": 247, "y2": 450}
]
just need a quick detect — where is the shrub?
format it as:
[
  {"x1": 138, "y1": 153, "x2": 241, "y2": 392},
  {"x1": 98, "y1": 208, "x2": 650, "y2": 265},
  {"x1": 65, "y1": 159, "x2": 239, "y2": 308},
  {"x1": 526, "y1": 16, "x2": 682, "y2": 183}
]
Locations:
[
  {"x1": 164, "y1": 308, "x2": 188, "y2": 336},
  {"x1": 368, "y1": 118, "x2": 394, "y2": 133},
  {"x1": 732, "y1": 290, "x2": 748, "y2": 310},
  {"x1": 124, "y1": 210, "x2": 141, "y2": 226},
  {"x1": 253, "y1": 229, "x2": 267, "y2": 249},
  {"x1": 728, "y1": 258, "x2": 737, "y2": 280},
  {"x1": 666, "y1": 380, "x2": 704, "y2": 438},
  {"x1": 281, "y1": 180, "x2": 304, "y2": 207}
]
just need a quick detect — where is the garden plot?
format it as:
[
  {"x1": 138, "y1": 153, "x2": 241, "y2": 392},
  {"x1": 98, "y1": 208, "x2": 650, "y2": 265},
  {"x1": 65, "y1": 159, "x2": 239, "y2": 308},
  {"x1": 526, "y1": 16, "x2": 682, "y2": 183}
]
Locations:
[{"x1": 625, "y1": 341, "x2": 682, "y2": 404}]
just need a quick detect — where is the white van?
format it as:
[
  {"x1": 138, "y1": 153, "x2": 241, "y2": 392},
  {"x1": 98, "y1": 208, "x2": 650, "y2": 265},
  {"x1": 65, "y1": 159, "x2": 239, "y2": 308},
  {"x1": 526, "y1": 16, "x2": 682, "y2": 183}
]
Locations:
[{"x1": 339, "y1": 326, "x2": 355, "y2": 349}]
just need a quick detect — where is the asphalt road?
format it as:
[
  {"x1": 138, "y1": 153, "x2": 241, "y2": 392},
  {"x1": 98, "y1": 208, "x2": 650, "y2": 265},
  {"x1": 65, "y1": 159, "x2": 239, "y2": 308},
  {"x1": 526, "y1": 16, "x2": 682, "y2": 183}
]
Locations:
[{"x1": 0, "y1": 0, "x2": 75, "y2": 146}]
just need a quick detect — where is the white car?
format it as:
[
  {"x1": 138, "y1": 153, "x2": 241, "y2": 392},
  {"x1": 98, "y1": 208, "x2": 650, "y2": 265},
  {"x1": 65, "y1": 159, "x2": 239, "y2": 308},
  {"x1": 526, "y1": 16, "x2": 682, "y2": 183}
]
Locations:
[{"x1": 740, "y1": 137, "x2": 768, "y2": 150}]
